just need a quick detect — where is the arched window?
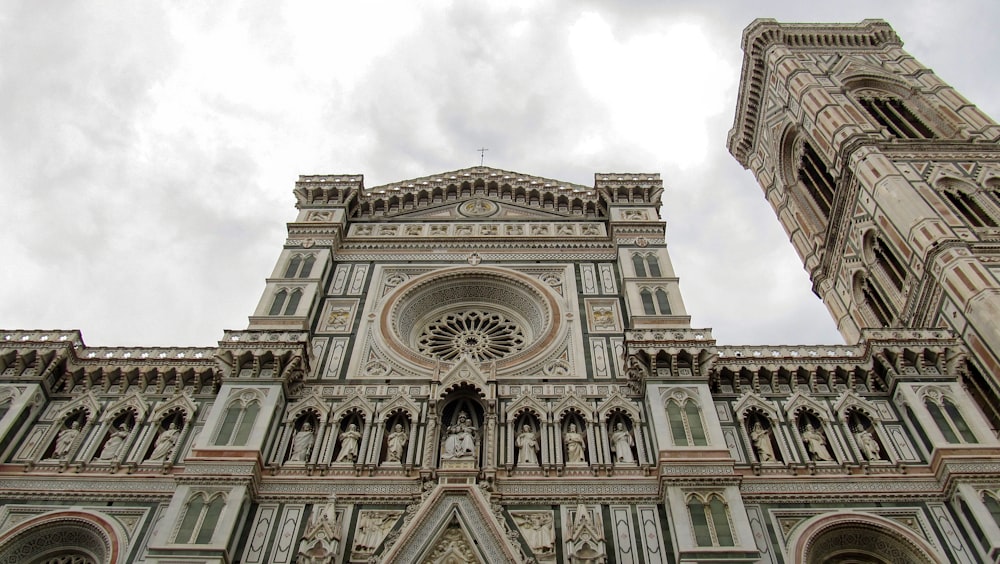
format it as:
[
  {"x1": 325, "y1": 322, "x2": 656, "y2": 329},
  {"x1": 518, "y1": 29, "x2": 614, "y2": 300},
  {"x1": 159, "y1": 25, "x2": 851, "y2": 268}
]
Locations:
[
  {"x1": 284, "y1": 289, "x2": 303, "y2": 315},
  {"x1": 647, "y1": 255, "x2": 661, "y2": 277},
  {"x1": 299, "y1": 255, "x2": 316, "y2": 278},
  {"x1": 640, "y1": 289, "x2": 655, "y2": 315},
  {"x1": 942, "y1": 189, "x2": 997, "y2": 228},
  {"x1": 268, "y1": 288, "x2": 303, "y2": 316},
  {"x1": 873, "y1": 238, "x2": 906, "y2": 293},
  {"x1": 214, "y1": 396, "x2": 260, "y2": 446},
  {"x1": 687, "y1": 494, "x2": 735, "y2": 547},
  {"x1": 925, "y1": 394, "x2": 977, "y2": 444},
  {"x1": 176, "y1": 492, "x2": 226, "y2": 544},
  {"x1": 858, "y1": 97, "x2": 935, "y2": 139},
  {"x1": 655, "y1": 289, "x2": 671, "y2": 315},
  {"x1": 632, "y1": 254, "x2": 647, "y2": 277},
  {"x1": 983, "y1": 491, "x2": 1000, "y2": 529},
  {"x1": 665, "y1": 397, "x2": 707, "y2": 446},
  {"x1": 283, "y1": 256, "x2": 302, "y2": 278},
  {"x1": 798, "y1": 142, "x2": 837, "y2": 219},
  {"x1": 268, "y1": 289, "x2": 287, "y2": 316}
]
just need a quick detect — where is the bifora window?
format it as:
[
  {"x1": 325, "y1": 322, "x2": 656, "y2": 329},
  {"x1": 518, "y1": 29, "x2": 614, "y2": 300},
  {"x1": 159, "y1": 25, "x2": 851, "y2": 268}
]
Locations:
[{"x1": 687, "y1": 493, "x2": 735, "y2": 547}]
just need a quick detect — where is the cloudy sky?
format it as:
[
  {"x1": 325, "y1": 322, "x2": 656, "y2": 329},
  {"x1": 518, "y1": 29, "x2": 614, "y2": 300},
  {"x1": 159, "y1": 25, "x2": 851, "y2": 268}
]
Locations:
[{"x1": 2, "y1": 1, "x2": 998, "y2": 348}]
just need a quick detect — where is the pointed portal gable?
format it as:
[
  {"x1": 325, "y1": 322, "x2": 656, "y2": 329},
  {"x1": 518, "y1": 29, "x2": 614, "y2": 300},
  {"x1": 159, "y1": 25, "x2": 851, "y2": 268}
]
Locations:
[{"x1": 379, "y1": 484, "x2": 522, "y2": 563}]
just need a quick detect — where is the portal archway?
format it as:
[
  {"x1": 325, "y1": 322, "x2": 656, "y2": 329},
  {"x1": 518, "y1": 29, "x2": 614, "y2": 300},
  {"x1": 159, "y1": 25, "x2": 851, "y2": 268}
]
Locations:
[
  {"x1": 790, "y1": 512, "x2": 942, "y2": 564},
  {"x1": 0, "y1": 511, "x2": 123, "y2": 564}
]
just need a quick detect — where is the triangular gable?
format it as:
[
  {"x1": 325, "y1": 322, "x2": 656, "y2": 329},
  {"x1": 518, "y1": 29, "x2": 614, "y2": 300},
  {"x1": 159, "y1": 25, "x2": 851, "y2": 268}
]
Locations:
[
  {"x1": 783, "y1": 390, "x2": 831, "y2": 421},
  {"x1": 386, "y1": 198, "x2": 573, "y2": 221},
  {"x1": 57, "y1": 391, "x2": 102, "y2": 421},
  {"x1": 833, "y1": 390, "x2": 884, "y2": 421},
  {"x1": 732, "y1": 392, "x2": 780, "y2": 421},
  {"x1": 379, "y1": 484, "x2": 521, "y2": 563},
  {"x1": 332, "y1": 393, "x2": 375, "y2": 421},
  {"x1": 553, "y1": 389, "x2": 591, "y2": 420},
  {"x1": 101, "y1": 391, "x2": 148, "y2": 423},
  {"x1": 596, "y1": 388, "x2": 640, "y2": 421},
  {"x1": 380, "y1": 389, "x2": 421, "y2": 420},
  {"x1": 506, "y1": 390, "x2": 547, "y2": 420},
  {"x1": 150, "y1": 393, "x2": 197, "y2": 423},
  {"x1": 438, "y1": 357, "x2": 489, "y2": 398},
  {"x1": 285, "y1": 392, "x2": 330, "y2": 423}
]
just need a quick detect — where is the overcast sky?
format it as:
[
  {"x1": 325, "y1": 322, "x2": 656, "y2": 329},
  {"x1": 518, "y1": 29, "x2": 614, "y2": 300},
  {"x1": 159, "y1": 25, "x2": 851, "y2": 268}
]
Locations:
[{"x1": 2, "y1": 1, "x2": 998, "y2": 348}]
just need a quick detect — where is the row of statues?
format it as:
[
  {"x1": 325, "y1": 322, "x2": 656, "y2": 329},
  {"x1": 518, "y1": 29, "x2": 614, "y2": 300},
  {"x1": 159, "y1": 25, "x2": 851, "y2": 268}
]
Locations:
[
  {"x1": 749, "y1": 420, "x2": 885, "y2": 463},
  {"x1": 287, "y1": 411, "x2": 639, "y2": 467},
  {"x1": 47, "y1": 419, "x2": 181, "y2": 463}
]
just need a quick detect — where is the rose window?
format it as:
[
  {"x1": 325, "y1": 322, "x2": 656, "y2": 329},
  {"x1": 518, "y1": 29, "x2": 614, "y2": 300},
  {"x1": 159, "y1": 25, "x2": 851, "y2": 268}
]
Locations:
[{"x1": 416, "y1": 310, "x2": 527, "y2": 361}]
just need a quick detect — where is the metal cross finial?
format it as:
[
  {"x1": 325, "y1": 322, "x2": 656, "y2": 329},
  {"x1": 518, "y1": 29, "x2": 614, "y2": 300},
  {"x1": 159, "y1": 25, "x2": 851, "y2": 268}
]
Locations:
[{"x1": 477, "y1": 147, "x2": 488, "y2": 166}]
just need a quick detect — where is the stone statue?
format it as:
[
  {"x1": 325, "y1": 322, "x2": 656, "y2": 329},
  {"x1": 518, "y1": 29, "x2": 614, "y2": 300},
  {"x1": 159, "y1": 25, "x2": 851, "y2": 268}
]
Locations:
[
  {"x1": 516, "y1": 424, "x2": 539, "y2": 466},
  {"x1": 564, "y1": 423, "x2": 587, "y2": 464},
  {"x1": 52, "y1": 420, "x2": 81, "y2": 459},
  {"x1": 856, "y1": 428, "x2": 883, "y2": 461},
  {"x1": 289, "y1": 422, "x2": 315, "y2": 463},
  {"x1": 801, "y1": 422, "x2": 833, "y2": 461},
  {"x1": 386, "y1": 423, "x2": 408, "y2": 463},
  {"x1": 147, "y1": 422, "x2": 180, "y2": 462},
  {"x1": 441, "y1": 411, "x2": 477, "y2": 460},
  {"x1": 750, "y1": 421, "x2": 776, "y2": 462},
  {"x1": 335, "y1": 423, "x2": 361, "y2": 463},
  {"x1": 610, "y1": 422, "x2": 635, "y2": 464},
  {"x1": 97, "y1": 424, "x2": 130, "y2": 461},
  {"x1": 513, "y1": 512, "x2": 555, "y2": 555}
]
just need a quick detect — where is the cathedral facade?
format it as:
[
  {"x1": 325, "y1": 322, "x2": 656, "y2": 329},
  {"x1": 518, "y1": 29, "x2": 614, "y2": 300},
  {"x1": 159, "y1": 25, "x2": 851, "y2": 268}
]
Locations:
[{"x1": 1, "y1": 19, "x2": 1000, "y2": 564}]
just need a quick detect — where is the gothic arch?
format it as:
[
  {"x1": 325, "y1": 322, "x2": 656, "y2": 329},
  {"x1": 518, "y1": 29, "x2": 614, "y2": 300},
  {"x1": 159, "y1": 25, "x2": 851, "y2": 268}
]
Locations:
[
  {"x1": 789, "y1": 511, "x2": 942, "y2": 564},
  {"x1": 0, "y1": 510, "x2": 126, "y2": 564}
]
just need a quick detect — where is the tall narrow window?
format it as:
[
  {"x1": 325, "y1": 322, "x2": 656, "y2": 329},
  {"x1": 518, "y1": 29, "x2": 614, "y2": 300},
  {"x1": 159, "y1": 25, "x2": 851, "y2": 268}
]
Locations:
[
  {"x1": 640, "y1": 289, "x2": 655, "y2": 315},
  {"x1": 284, "y1": 289, "x2": 303, "y2": 315},
  {"x1": 284, "y1": 256, "x2": 302, "y2": 278},
  {"x1": 873, "y1": 239, "x2": 906, "y2": 292},
  {"x1": 632, "y1": 254, "x2": 647, "y2": 277},
  {"x1": 299, "y1": 255, "x2": 316, "y2": 278},
  {"x1": 925, "y1": 396, "x2": 978, "y2": 444},
  {"x1": 687, "y1": 494, "x2": 735, "y2": 547},
  {"x1": 647, "y1": 255, "x2": 661, "y2": 277},
  {"x1": 268, "y1": 290, "x2": 288, "y2": 316},
  {"x1": 655, "y1": 289, "x2": 671, "y2": 315},
  {"x1": 666, "y1": 399, "x2": 707, "y2": 446},
  {"x1": 176, "y1": 493, "x2": 226, "y2": 544},
  {"x1": 984, "y1": 492, "x2": 1000, "y2": 528},
  {"x1": 798, "y1": 143, "x2": 837, "y2": 219},
  {"x1": 943, "y1": 190, "x2": 997, "y2": 228},
  {"x1": 215, "y1": 399, "x2": 260, "y2": 447},
  {"x1": 859, "y1": 97, "x2": 935, "y2": 139}
]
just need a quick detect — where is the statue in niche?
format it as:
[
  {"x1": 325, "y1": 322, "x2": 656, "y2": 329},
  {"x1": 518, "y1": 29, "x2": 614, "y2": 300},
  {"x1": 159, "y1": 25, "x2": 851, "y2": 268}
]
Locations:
[
  {"x1": 147, "y1": 421, "x2": 180, "y2": 462},
  {"x1": 516, "y1": 424, "x2": 539, "y2": 466},
  {"x1": 289, "y1": 421, "x2": 315, "y2": 463},
  {"x1": 750, "y1": 421, "x2": 776, "y2": 462},
  {"x1": 335, "y1": 423, "x2": 362, "y2": 463},
  {"x1": 564, "y1": 423, "x2": 587, "y2": 464},
  {"x1": 386, "y1": 423, "x2": 408, "y2": 463},
  {"x1": 441, "y1": 411, "x2": 477, "y2": 460},
  {"x1": 512, "y1": 512, "x2": 555, "y2": 556},
  {"x1": 51, "y1": 420, "x2": 82, "y2": 459},
  {"x1": 610, "y1": 422, "x2": 635, "y2": 464},
  {"x1": 855, "y1": 427, "x2": 884, "y2": 461},
  {"x1": 97, "y1": 424, "x2": 130, "y2": 461},
  {"x1": 800, "y1": 421, "x2": 833, "y2": 461}
]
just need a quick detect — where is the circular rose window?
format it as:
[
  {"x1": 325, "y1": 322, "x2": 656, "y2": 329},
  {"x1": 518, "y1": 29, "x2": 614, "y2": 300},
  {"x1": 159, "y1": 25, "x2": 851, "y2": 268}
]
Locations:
[{"x1": 379, "y1": 266, "x2": 562, "y2": 369}]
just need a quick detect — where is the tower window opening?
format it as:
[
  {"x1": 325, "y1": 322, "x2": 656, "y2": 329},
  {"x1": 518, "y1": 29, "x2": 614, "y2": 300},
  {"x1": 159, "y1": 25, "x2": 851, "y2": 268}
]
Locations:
[
  {"x1": 859, "y1": 97, "x2": 935, "y2": 139},
  {"x1": 943, "y1": 190, "x2": 997, "y2": 228},
  {"x1": 798, "y1": 143, "x2": 836, "y2": 219}
]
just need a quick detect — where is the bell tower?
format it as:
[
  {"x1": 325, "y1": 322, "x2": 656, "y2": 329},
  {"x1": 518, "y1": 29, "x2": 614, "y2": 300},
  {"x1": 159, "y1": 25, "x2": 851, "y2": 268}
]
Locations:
[{"x1": 728, "y1": 19, "x2": 1000, "y2": 430}]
